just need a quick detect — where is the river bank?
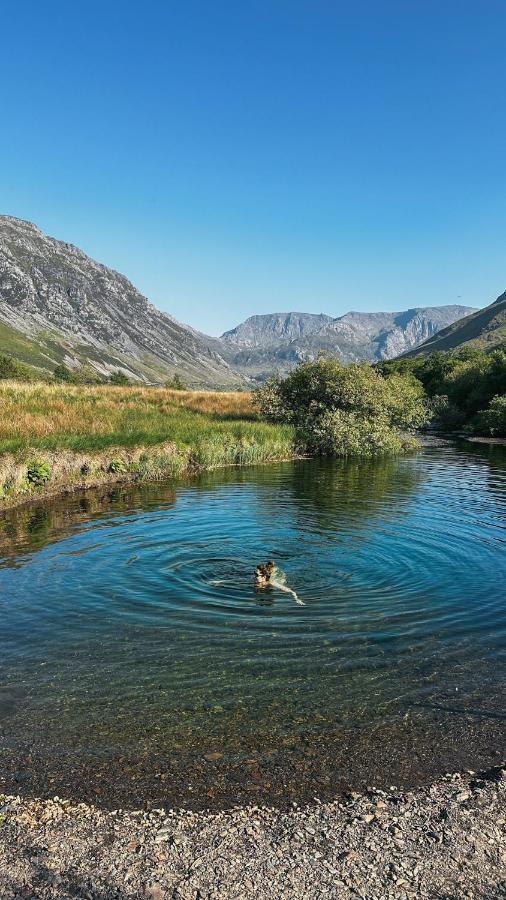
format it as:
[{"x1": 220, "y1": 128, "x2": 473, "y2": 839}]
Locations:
[
  {"x1": 0, "y1": 381, "x2": 295, "y2": 510},
  {"x1": 1, "y1": 764, "x2": 505, "y2": 899}
]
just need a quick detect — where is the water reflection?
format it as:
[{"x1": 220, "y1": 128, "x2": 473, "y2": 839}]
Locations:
[{"x1": 0, "y1": 442, "x2": 505, "y2": 807}]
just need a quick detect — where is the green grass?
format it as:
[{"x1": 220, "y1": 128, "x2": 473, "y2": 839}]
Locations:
[{"x1": 0, "y1": 382, "x2": 295, "y2": 505}]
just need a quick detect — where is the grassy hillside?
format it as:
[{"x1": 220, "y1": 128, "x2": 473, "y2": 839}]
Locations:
[
  {"x1": 0, "y1": 321, "x2": 243, "y2": 388},
  {"x1": 0, "y1": 382, "x2": 294, "y2": 505},
  {"x1": 406, "y1": 291, "x2": 506, "y2": 356}
]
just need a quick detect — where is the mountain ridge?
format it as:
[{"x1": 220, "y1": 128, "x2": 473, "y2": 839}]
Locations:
[
  {"x1": 219, "y1": 305, "x2": 477, "y2": 378},
  {"x1": 0, "y1": 215, "x2": 240, "y2": 387},
  {"x1": 404, "y1": 291, "x2": 506, "y2": 356}
]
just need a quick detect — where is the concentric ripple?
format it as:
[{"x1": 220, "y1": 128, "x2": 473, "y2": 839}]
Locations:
[{"x1": 1, "y1": 440, "x2": 505, "y2": 781}]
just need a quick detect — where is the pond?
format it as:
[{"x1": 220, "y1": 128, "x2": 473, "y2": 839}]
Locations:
[{"x1": 1, "y1": 439, "x2": 505, "y2": 809}]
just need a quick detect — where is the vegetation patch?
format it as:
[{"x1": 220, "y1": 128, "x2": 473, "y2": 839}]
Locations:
[
  {"x1": 0, "y1": 382, "x2": 293, "y2": 507},
  {"x1": 254, "y1": 357, "x2": 426, "y2": 456},
  {"x1": 377, "y1": 344, "x2": 506, "y2": 435},
  {"x1": 26, "y1": 460, "x2": 52, "y2": 486}
]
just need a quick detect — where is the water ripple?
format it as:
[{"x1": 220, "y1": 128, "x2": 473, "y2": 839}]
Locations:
[{"x1": 1, "y1": 442, "x2": 505, "y2": 750}]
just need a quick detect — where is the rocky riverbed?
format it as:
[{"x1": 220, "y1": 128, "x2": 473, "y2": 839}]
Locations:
[{"x1": 1, "y1": 765, "x2": 505, "y2": 899}]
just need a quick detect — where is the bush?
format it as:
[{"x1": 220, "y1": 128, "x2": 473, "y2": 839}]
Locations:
[
  {"x1": 0, "y1": 354, "x2": 33, "y2": 381},
  {"x1": 107, "y1": 459, "x2": 127, "y2": 474},
  {"x1": 26, "y1": 460, "x2": 52, "y2": 486},
  {"x1": 426, "y1": 394, "x2": 463, "y2": 429},
  {"x1": 72, "y1": 365, "x2": 102, "y2": 384},
  {"x1": 472, "y1": 395, "x2": 506, "y2": 436},
  {"x1": 378, "y1": 346, "x2": 506, "y2": 430},
  {"x1": 109, "y1": 370, "x2": 131, "y2": 386},
  {"x1": 254, "y1": 357, "x2": 427, "y2": 457},
  {"x1": 53, "y1": 363, "x2": 73, "y2": 382},
  {"x1": 165, "y1": 373, "x2": 186, "y2": 390}
]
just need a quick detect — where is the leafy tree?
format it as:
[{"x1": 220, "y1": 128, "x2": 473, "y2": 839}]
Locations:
[
  {"x1": 473, "y1": 395, "x2": 506, "y2": 436},
  {"x1": 53, "y1": 363, "x2": 73, "y2": 382},
  {"x1": 109, "y1": 370, "x2": 131, "y2": 386},
  {"x1": 165, "y1": 373, "x2": 186, "y2": 390},
  {"x1": 0, "y1": 354, "x2": 33, "y2": 381},
  {"x1": 377, "y1": 346, "x2": 506, "y2": 435},
  {"x1": 72, "y1": 365, "x2": 102, "y2": 384},
  {"x1": 254, "y1": 357, "x2": 427, "y2": 456}
]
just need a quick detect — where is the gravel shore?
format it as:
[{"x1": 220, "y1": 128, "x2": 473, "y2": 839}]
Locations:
[{"x1": 1, "y1": 765, "x2": 505, "y2": 899}]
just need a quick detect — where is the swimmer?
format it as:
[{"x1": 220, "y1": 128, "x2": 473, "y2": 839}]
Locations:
[{"x1": 254, "y1": 560, "x2": 304, "y2": 605}]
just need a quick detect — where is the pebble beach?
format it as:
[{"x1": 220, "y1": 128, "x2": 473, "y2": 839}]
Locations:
[{"x1": 1, "y1": 764, "x2": 505, "y2": 899}]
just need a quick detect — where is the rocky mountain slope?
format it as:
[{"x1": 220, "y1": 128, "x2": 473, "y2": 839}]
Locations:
[
  {"x1": 221, "y1": 312, "x2": 333, "y2": 348},
  {"x1": 219, "y1": 306, "x2": 476, "y2": 378},
  {"x1": 0, "y1": 216, "x2": 240, "y2": 386},
  {"x1": 404, "y1": 290, "x2": 506, "y2": 356}
]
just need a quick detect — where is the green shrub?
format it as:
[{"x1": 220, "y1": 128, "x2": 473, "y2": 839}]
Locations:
[
  {"x1": 26, "y1": 460, "x2": 52, "y2": 486},
  {"x1": 0, "y1": 354, "x2": 33, "y2": 381},
  {"x1": 472, "y1": 395, "x2": 506, "y2": 436},
  {"x1": 109, "y1": 370, "x2": 131, "y2": 386},
  {"x1": 377, "y1": 346, "x2": 506, "y2": 430},
  {"x1": 53, "y1": 363, "x2": 73, "y2": 382},
  {"x1": 426, "y1": 394, "x2": 463, "y2": 429},
  {"x1": 165, "y1": 373, "x2": 186, "y2": 390},
  {"x1": 107, "y1": 459, "x2": 127, "y2": 474},
  {"x1": 254, "y1": 357, "x2": 427, "y2": 457},
  {"x1": 72, "y1": 365, "x2": 102, "y2": 385}
]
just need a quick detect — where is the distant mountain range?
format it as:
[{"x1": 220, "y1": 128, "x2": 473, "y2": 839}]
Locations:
[
  {"x1": 0, "y1": 215, "x2": 495, "y2": 386},
  {"x1": 405, "y1": 290, "x2": 506, "y2": 356},
  {"x1": 218, "y1": 307, "x2": 476, "y2": 379},
  {"x1": 0, "y1": 216, "x2": 239, "y2": 387}
]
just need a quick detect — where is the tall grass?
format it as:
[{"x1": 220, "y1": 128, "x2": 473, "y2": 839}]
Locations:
[
  {"x1": 0, "y1": 381, "x2": 295, "y2": 505},
  {"x1": 0, "y1": 382, "x2": 266, "y2": 453}
]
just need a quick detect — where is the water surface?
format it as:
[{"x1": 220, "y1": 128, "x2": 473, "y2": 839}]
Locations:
[{"x1": 1, "y1": 440, "x2": 505, "y2": 808}]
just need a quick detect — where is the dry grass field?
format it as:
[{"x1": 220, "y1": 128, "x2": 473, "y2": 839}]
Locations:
[{"x1": 0, "y1": 381, "x2": 294, "y2": 505}]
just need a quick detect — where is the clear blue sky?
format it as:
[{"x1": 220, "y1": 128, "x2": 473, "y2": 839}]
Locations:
[{"x1": 1, "y1": 1, "x2": 505, "y2": 335}]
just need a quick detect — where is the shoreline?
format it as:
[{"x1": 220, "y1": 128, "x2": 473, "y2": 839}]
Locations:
[
  {"x1": 2, "y1": 706, "x2": 505, "y2": 814},
  {"x1": 1, "y1": 763, "x2": 505, "y2": 899},
  {"x1": 1, "y1": 430, "x2": 503, "y2": 515},
  {"x1": 0, "y1": 443, "x2": 304, "y2": 513}
]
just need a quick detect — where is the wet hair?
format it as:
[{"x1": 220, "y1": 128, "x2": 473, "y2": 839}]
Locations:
[{"x1": 255, "y1": 561, "x2": 275, "y2": 582}]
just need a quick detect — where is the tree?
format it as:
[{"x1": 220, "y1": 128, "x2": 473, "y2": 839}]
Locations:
[
  {"x1": 72, "y1": 365, "x2": 102, "y2": 384},
  {"x1": 109, "y1": 370, "x2": 131, "y2": 386},
  {"x1": 165, "y1": 373, "x2": 186, "y2": 390},
  {"x1": 53, "y1": 363, "x2": 73, "y2": 382},
  {"x1": 254, "y1": 357, "x2": 427, "y2": 457},
  {"x1": 0, "y1": 354, "x2": 32, "y2": 381},
  {"x1": 473, "y1": 395, "x2": 506, "y2": 436}
]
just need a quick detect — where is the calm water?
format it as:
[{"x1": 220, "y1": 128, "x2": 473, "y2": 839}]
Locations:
[{"x1": 1, "y1": 440, "x2": 505, "y2": 807}]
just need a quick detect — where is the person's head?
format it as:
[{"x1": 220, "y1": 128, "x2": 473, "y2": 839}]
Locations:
[
  {"x1": 266, "y1": 561, "x2": 275, "y2": 575},
  {"x1": 255, "y1": 563, "x2": 270, "y2": 585}
]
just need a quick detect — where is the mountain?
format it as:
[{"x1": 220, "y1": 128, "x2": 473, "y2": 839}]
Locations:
[
  {"x1": 221, "y1": 312, "x2": 334, "y2": 348},
  {"x1": 219, "y1": 306, "x2": 477, "y2": 379},
  {"x1": 0, "y1": 216, "x2": 240, "y2": 387},
  {"x1": 404, "y1": 291, "x2": 506, "y2": 356}
]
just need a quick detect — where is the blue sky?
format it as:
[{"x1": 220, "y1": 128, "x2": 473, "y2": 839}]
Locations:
[{"x1": 1, "y1": 1, "x2": 505, "y2": 335}]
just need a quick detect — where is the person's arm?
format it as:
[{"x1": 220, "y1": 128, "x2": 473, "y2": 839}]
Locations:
[{"x1": 270, "y1": 578, "x2": 304, "y2": 605}]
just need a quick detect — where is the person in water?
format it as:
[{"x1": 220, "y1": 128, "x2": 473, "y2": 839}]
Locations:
[{"x1": 254, "y1": 561, "x2": 304, "y2": 605}]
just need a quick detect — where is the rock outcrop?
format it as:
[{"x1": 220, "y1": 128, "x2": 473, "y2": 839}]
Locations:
[{"x1": 219, "y1": 306, "x2": 477, "y2": 378}]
